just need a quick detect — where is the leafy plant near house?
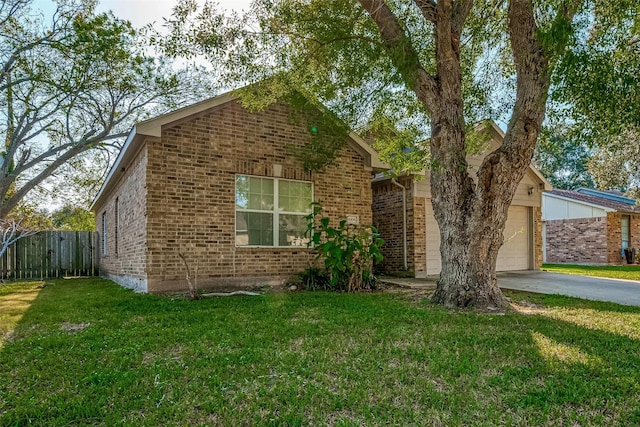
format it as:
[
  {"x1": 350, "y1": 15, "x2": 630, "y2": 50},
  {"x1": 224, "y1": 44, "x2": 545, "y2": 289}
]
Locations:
[
  {"x1": 305, "y1": 203, "x2": 383, "y2": 292},
  {"x1": 296, "y1": 266, "x2": 331, "y2": 291}
]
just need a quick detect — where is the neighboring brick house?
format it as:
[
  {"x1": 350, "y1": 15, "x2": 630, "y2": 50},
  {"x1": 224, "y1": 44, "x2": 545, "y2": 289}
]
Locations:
[
  {"x1": 372, "y1": 121, "x2": 551, "y2": 277},
  {"x1": 542, "y1": 188, "x2": 640, "y2": 264},
  {"x1": 90, "y1": 92, "x2": 386, "y2": 293}
]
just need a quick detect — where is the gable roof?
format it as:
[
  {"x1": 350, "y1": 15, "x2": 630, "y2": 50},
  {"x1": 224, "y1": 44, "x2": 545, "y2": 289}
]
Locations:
[
  {"x1": 545, "y1": 189, "x2": 640, "y2": 213},
  {"x1": 574, "y1": 188, "x2": 637, "y2": 205},
  {"x1": 90, "y1": 91, "x2": 387, "y2": 211},
  {"x1": 371, "y1": 119, "x2": 552, "y2": 190},
  {"x1": 482, "y1": 121, "x2": 552, "y2": 190}
]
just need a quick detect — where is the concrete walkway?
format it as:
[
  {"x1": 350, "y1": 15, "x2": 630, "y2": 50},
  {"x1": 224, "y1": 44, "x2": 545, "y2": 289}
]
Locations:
[{"x1": 382, "y1": 270, "x2": 640, "y2": 306}]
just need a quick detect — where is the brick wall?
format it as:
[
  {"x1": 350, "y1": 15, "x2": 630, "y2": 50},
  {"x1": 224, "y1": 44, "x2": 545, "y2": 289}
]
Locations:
[
  {"x1": 411, "y1": 193, "x2": 427, "y2": 277},
  {"x1": 95, "y1": 146, "x2": 148, "y2": 291},
  {"x1": 533, "y1": 206, "x2": 543, "y2": 268},
  {"x1": 144, "y1": 101, "x2": 373, "y2": 292},
  {"x1": 372, "y1": 177, "x2": 410, "y2": 274},
  {"x1": 631, "y1": 215, "x2": 640, "y2": 261},
  {"x1": 607, "y1": 213, "x2": 622, "y2": 264},
  {"x1": 545, "y1": 217, "x2": 608, "y2": 264},
  {"x1": 608, "y1": 212, "x2": 640, "y2": 264}
]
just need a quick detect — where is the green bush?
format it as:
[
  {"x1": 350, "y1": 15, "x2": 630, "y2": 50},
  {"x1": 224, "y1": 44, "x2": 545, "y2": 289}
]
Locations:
[
  {"x1": 305, "y1": 203, "x2": 384, "y2": 292},
  {"x1": 297, "y1": 266, "x2": 331, "y2": 291}
]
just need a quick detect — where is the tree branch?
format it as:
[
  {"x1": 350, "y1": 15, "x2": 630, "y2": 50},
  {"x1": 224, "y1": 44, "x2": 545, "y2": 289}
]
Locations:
[
  {"x1": 358, "y1": 0, "x2": 441, "y2": 114},
  {"x1": 0, "y1": 216, "x2": 37, "y2": 258},
  {"x1": 413, "y1": 0, "x2": 437, "y2": 23},
  {"x1": 452, "y1": 0, "x2": 475, "y2": 34},
  {"x1": 476, "y1": 0, "x2": 557, "y2": 200},
  {"x1": 1, "y1": 143, "x2": 91, "y2": 218}
]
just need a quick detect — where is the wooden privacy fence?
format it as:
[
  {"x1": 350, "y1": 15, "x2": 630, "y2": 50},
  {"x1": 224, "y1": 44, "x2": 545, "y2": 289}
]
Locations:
[{"x1": 0, "y1": 231, "x2": 97, "y2": 280}]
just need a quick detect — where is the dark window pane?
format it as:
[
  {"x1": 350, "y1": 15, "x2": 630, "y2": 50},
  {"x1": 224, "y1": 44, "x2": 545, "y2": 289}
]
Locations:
[{"x1": 236, "y1": 212, "x2": 273, "y2": 246}]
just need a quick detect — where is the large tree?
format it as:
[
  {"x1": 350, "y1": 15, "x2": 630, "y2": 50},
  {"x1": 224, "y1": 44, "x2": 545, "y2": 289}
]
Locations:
[
  {"x1": 533, "y1": 124, "x2": 595, "y2": 190},
  {"x1": 0, "y1": 0, "x2": 215, "y2": 218},
  {"x1": 587, "y1": 128, "x2": 640, "y2": 200},
  {"x1": 163, "y1": 0, "x2": 638, "y2": 308}
]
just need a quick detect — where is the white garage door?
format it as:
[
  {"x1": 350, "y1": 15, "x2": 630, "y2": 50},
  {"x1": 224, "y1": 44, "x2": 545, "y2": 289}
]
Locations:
[
  {"x1": 496, "y1": 206, "x2": 531, "y2": 271},
  {"x1": 425, "y1": 204, "x2": 531, "y2": 275}
]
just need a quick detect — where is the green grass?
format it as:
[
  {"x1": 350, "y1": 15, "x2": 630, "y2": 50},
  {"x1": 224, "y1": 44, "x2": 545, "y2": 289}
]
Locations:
[
  {"x1": 2, "y1": 279, "x2": 640, "y2": 426},
  {"x1": 542, "y1": 263, "x2": 640, "y2": 280}
]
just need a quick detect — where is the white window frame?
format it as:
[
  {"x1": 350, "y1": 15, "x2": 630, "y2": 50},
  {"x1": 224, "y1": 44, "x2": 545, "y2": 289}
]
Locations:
[
  {"x1": 235, "y1": 174, "x2": 313, "y2": 248},
  {"x1": 102, "y1": 211, "x2": 107, "y2": 255},
  {"x1": 115, "y1": 197, "x2": 119, "y2": 255},
  {"x1": 622, "y1": 214, "x2": 630, "y2": 249}
]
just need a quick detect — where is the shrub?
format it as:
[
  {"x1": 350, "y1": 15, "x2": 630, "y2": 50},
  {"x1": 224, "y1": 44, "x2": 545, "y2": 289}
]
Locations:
[
  {"x1": 305, "y1": 203, "x2": 384, "y2": 292},
  {"x1": 297, "y1": 267, "x2": 331, "y2": 291}
]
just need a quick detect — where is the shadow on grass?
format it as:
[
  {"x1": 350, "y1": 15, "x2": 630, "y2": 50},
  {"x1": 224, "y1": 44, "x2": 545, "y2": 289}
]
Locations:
[{"x1": 1, "y1": 280, "x2": 640, "y2": 425}]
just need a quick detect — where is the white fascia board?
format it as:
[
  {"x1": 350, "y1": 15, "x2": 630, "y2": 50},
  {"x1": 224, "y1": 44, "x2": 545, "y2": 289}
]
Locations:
[
  {"x1": 347, "y1": 131, "x2": 388, "y2": 171},
  {"x1": 543, "y1": 192, "x2": 616, "y2": 212},
  {"x1": 136, "y1": 93, "x2": 238, "y2": 137},
  {"x1": 89, "y1": 126, "x2": 138, "y2": 211}
]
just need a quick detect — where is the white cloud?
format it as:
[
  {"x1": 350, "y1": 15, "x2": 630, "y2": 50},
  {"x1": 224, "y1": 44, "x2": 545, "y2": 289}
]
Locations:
[{"x1": 95, "y1": 0, "x2": 252, "y2": 29}]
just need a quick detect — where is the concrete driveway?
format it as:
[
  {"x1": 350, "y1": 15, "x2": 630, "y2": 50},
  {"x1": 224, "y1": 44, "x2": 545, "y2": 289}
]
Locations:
[
  {"x1": 497, "y1": 270, "x2": 640, "y2": 306},
  {"x1": 382, "y1": 271, "x2": 640, "y2": 306}
]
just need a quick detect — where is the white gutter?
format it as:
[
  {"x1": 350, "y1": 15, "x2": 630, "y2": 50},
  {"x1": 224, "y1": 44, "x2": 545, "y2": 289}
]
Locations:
[{"x1": 391, "y1": 179, "x2": 408, "y2": 271}]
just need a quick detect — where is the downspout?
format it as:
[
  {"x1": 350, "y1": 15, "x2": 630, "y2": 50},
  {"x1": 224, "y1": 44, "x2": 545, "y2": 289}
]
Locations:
[{"x1": 391, "y1": 179, "x2": 408, "y2": 271}]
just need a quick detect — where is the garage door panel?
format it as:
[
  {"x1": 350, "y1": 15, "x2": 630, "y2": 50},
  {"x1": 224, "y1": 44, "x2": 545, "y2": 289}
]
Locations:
[
  {"x1": 425, "y1": 204, "x2": 530, "y2": 275},
  {"x1": 496, "y1": 206, "x2": 530, "y2": 271},
  {"x1": 425, "y1": 203, "x2": 441, "y2": 275}
]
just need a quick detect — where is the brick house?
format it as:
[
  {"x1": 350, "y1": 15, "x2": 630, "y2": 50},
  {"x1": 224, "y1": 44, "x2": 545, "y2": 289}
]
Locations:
[
  {"x1": 542, "y1": 188, "x2": 640, "y2": 264},
  {"x1": 90, "y1": 92, "x2": 386, "y2": 293},
  {"x1": 372, "y1": 121, "x2": 551, "y2": 277}
]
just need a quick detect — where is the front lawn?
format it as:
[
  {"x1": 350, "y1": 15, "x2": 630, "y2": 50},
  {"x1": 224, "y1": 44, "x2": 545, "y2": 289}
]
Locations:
[
  {"x1": 2, "y1": 279, "x2": 640, "y2": 426},
  {"x1": 542, "y1": 263, "x2": 640, "y2": 281}
]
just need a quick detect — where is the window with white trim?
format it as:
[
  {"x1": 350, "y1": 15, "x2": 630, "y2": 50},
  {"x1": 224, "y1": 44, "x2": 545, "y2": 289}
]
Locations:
[
  {"x1": 622, "y1": 214, "x2": 630, "y2": 249},
  {"x1": 235, "y1": 175, "x2": 312, "y2": 247},
  {"x1": 115, "y1": 198, "x2": 119, "y2": 255},
  {"x1": 102, "y1": 211, "x2": 107, "y2": 255}
]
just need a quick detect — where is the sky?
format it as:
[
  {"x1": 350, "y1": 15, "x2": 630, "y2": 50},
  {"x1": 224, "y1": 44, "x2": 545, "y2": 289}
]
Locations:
[
  {"x1": 33, "y1": 0, "x2": 252, "y2": 30},
  {"x1": 94, "y1": 0, "x2": 252, "y2": 29},
  {"x1": 27, "y1": 0, "x2": 252, "y2": 209}
]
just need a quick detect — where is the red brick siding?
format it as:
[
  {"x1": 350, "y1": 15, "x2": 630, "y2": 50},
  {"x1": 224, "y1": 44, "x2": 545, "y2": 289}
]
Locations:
[
  {"x1": 608, "y1": 212, "x2": 640, "y2": 264},
  {"x1": 372, "y1": 179, "x2": 408, "y2": 274},
  {"x1": 545, "y1": 217, "x2": 608, "y2": 264},
  {"x1": 95, "y1": 146, "x2": 148, "y2": 291},
  {"x1": 632, "y1": 215, "x2": 640, "y2": 260},
  {"x1": 411, "y1": 193, "x2": 427, "y2": 277},
  {"x1": 534, "y1": 206, "x2": 543, "y2": 268},
  {"x1": 144, "y1": 101, "x2": 372, "y2": 292},
  {"x1": 607, "y1": 213, "x2": 622, "y2": 264}
]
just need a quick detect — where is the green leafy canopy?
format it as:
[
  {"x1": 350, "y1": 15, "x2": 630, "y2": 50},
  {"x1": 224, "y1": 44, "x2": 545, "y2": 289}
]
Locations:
[{"x1": 160, "y1": 0, "x2": 638, "y2": 177}]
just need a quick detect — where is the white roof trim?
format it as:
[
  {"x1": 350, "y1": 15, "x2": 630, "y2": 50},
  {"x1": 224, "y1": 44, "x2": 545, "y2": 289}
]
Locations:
[
  {"x1": 348, "y1": 132, "x2": 388, "y2": 170},
  {"x1": 90, "y1": 127, "x2": 138, "y2": 211},
  {"x1": 542, "y1": 192, "x2": 616, "y2": 212},
  {"x1": 135, "y1": 93, "x2": 238, "y2": 137}
]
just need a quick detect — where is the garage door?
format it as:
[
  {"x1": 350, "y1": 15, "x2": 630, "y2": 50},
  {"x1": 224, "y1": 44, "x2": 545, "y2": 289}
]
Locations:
[
  {"x1": 496, "y1": 206, "x2": 531, "y2": 271},
  {"x1": 425, "y1": 204, "x2": 531, "y2": 275}
]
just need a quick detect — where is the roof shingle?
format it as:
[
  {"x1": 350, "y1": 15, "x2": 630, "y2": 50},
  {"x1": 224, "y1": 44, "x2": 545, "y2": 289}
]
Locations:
[{"x1": 546, "y1": 189, "x2": 640, "y2": 213}]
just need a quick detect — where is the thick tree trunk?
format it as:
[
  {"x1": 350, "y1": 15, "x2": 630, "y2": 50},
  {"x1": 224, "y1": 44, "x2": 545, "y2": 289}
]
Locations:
[
  {"x1": 429, "y1": 110, "x2": 543, "y2": 309},
  {"x1": 427, "y1": 0, "x2": 552, "y2": 309},
  {"x1": 359, "y1": 0, "x2": 565, "y2": 308},
  {"x1": 428, "y1": 115, "x2": 514, "y2": 309}
]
